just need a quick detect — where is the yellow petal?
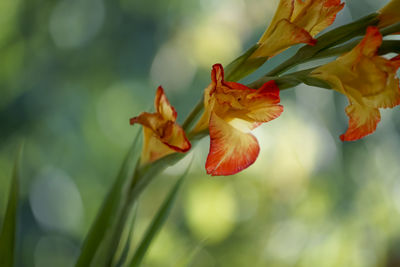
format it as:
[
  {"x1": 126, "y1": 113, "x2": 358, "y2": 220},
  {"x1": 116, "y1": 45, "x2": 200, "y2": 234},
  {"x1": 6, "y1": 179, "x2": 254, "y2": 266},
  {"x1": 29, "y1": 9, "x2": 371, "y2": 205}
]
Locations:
[
  {"x1": 254, "y1": 0, "x2": 343, "y2": 59},
  {"x1": 252, "y1": 19, "x2": 316, "y2": 58},
  {"x1": 155, "y1": 86, "x2": 177, "y2": 121},
  {"x1": 292, "y1": 0, "x2": 345, "y2": 37},
  {"x1": 378, "y1": 0, "x2": 400, "y2": 28},
  {"x1": 140, "y1": 127, "x2": 177, "y2": 164},
  {"x1": 258, "y1": 0, "x2": 294, "y2": 44}
]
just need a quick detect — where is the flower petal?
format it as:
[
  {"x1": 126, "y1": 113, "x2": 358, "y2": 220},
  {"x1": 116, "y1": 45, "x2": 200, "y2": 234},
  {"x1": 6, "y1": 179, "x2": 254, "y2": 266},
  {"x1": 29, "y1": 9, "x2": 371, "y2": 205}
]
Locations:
[
  {"x1": 252, "y1": 19, "x2": 316, "y2": 58},
  {"x1": 340, "y1": 104, "x2": 381, "y2": 141},
  {"x1": 206, "y1": 112, "x2": 260, "y2": 176},
  {"x1": 293, "y1": 0, "x2": 344, "y2": 37},
  {"x1": 357, "y1": 26, "x2": 382, "y2": 58},
  {"x1": 162, "y1": 123, "x2": 192, "y2": 153},
  {"x1": 141, "y1": 127, "x2": 177, "y2": 164},
  {"x1": 155, "y1": 86, "x2": 177, "y2": 121},
  {"x1": 378, "y1": 0, "x2": 400, "y2": 28},
  {"x1": 259, "y1": 0, "x2": 295, "y2": 44}
]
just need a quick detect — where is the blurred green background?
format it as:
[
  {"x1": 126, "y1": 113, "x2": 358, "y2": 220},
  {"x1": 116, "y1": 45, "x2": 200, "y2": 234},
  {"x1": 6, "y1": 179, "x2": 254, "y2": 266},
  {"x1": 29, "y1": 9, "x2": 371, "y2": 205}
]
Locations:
[{"x1": 1, "y1": 0, "x2": 400, "y2": 266}]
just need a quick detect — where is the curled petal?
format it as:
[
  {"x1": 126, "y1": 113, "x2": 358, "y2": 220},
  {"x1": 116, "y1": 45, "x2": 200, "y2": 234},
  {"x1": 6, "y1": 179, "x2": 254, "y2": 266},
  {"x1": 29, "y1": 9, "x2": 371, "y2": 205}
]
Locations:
[
  {"x1": 162, "y1": 123, "x2": 191, "y2": 153},
  {"x1": 340, "y1": 104, "x2": 381, "y2": 141},
  {"x1": 206, "y1": 113, "x2": 260, "y2": 176},
  {"x1": 155, "y1": 86, "x2": 177, "y2": 121}
]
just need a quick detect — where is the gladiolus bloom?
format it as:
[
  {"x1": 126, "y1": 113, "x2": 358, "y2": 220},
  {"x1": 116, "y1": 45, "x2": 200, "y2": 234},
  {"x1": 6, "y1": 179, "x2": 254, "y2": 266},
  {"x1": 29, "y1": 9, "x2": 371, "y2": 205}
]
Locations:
[
  {"x1": 378, "y1": 0, "x2": 400, "y2": 28},
  {"x1": 193, "y1": 64, "x2": 283, "y2": 176},
  {"x1": 310, "y1": 26, "x2": 400, "y2": 141},
  {"x1": 130, "y1": 87, "x2": 191, "y2": 165},
  {"x1": 251, "y1": 0, "x2": 344, "y2": 58}
]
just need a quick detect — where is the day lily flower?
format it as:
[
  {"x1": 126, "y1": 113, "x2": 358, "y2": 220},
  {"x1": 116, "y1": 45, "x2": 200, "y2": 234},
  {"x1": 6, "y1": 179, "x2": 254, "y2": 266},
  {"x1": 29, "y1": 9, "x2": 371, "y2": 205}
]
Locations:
[
  {"x1": 130, "y1": 87, "x2": 191, "y2": 165},
  {"x1": 378, "y1": 0, "x2": 400, "y2": 28},
  {"x1": 310, "y1": 26, "x2": 400, "y2": 141},
  {"x1": 251, "y1": 0, "x2": 344, "y2": 59},
  {"x1": 193, "y1": 64, "x2": 283, "y2": 176}
]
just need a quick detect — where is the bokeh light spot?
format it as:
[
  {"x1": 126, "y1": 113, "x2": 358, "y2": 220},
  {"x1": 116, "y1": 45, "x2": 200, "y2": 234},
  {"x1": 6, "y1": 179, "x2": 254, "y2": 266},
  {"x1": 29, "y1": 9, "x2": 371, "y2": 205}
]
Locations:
[
  {"x1": 49, "y1": 0, "x2": 105, "y2": 49},
  {"x1": 184, "y1": 179, "x2": 237, "y2": 244},
  {"x1": 29, "y1": 167, "x2": 83, "y2": 235},
  {"x1": 150, "y1": 42, "x2": 197, "y2": 92}
]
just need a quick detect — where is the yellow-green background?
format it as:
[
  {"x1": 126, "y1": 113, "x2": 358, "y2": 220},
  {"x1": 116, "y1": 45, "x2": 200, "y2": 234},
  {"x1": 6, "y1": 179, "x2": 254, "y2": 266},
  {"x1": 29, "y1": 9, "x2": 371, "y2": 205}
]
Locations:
[{"x1": 1, "y1": 0, "x2": 400, "y2": 266}]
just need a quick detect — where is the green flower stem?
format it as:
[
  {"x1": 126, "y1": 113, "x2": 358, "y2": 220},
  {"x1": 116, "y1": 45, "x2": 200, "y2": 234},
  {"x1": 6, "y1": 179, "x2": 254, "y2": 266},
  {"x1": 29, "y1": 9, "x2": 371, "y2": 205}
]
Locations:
[
  {"x1": 248, "y1": 67, "x2": 331, "y2": 90},
  {"x1": 380, "y1": 22, "x2": 400, "y2": 36},
  {"x1": 182, "y1": 97, "x2": 204, "y2": 132}
]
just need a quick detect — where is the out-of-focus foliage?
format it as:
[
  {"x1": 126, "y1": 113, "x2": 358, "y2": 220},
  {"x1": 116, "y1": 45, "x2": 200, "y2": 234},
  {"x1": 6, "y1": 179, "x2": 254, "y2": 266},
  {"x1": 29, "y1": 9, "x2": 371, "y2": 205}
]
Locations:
[{"x1": 0, "y1": 0, "x2": 399, "y2": 266}]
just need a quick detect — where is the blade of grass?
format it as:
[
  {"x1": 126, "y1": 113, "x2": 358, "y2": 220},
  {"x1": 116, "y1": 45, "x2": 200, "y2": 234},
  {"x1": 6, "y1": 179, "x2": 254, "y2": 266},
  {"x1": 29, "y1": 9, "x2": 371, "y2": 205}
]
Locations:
[
  {"x1": 113, "y1": 203, "x2": 138, "y2": 267},
  {"x1": 0, "y1": 144, "x2": 23, "y2": 267},
  {"x1": 127, "y1": 164, "x2": 191, "y2": 267},
  {"x1": 75, "y1": 131, "x2": 141, "y2": 267}
]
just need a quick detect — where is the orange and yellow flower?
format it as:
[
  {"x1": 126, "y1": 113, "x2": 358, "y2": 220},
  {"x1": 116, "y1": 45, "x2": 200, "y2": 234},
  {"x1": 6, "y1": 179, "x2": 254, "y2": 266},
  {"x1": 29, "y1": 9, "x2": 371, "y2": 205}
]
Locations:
[
  {"x1": 310, "y1": 26, "x2": 400, "y2": 141},
  {"x1": 378, "y1": 0, "x2": 400, "y2": 29},
  {"x1": 130, "y1": 87, "x2": 191, "y2": 165},
  {"x1": 251, "y1": 0, "x2": 344, "y2": 58},
  {"x1": 193, "y1": 64, "x2": 283, "y2": 176}
]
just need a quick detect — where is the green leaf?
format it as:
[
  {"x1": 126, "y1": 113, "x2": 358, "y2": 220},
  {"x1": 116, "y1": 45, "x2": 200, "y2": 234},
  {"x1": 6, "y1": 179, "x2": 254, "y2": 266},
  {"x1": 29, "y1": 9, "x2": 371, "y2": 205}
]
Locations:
[
  {"x1": 380, "y1": 22, "x2": 400, "y2": 36},
  {"x1": 379, "y1": 40, "x2": 400, "y2": 55},
  {"x1": 75, "y1": 131, "x2": 141, "y2": 267},
  {"x1": 112, "y1": 204, "x2": 138, "y2": 267},
  {"x1": 0, "y1": 145, "x2": 23, "y2": 267},
  {"x1": 127, "y1": 164, "x2": 191, "y2": 267}
]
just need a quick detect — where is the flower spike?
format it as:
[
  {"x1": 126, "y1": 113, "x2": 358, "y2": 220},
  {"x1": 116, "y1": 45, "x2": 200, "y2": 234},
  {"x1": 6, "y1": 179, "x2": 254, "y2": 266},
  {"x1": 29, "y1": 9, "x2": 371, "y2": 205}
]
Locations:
[
  {"x1": 193, "y1": 64, "x2": 283, "y2": 176},
  {"x1": 310, "y1": 26, "x2": 400, "y2": 141},
  {"x1": 130, "y1": 87, "x2": 191, "y2": 165}
]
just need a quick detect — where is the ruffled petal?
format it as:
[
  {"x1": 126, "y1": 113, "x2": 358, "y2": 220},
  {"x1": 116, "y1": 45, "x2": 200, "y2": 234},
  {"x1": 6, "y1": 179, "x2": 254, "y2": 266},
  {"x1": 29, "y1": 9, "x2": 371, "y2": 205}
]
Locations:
[
  {"x1": 340, "y1": 104, "x2": 381, "y2": 141},
  {"x1": 206, "y1": 113, "x2": 260, "y2": 176}
]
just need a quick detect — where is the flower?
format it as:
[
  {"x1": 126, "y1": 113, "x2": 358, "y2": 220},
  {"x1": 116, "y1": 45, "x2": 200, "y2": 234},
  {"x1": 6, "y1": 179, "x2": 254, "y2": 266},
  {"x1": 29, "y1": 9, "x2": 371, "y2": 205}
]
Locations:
[
  {"x1": 130, "y1": 86, "x2": 191, "y2": 165},
  {"x1": 310, "y1": 26, "x2": 400, "y2": 141},
  {"x1": 251, "y1": 0, "x2": 344, "y2": 58},
  {"x1": 193, "y1": 64, "x2": 283, "y2": 176},
  {"x1": 378, "y1": 0, "x2": 400, "y2": 28}
]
